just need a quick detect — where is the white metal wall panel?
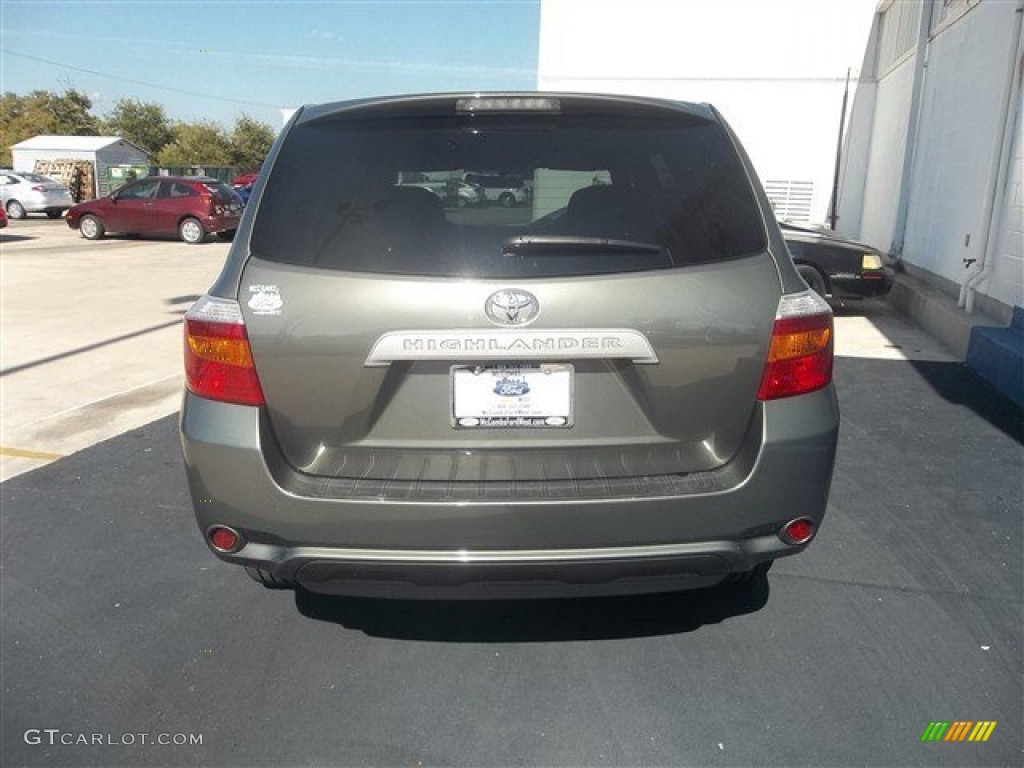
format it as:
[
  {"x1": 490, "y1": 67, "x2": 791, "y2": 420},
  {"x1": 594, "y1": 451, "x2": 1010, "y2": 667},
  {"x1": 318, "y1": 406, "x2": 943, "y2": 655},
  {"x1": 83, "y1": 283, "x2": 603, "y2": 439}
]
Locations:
[
  {"x1": 986, "y1": 95, "x2": 1024, "y2": 309},
  {"x1": 856, "y1": 53, "x2": 916, "y2": 252},
  {"x1": 902, "y1": 0, "x2": 1017, "y2": 290}
]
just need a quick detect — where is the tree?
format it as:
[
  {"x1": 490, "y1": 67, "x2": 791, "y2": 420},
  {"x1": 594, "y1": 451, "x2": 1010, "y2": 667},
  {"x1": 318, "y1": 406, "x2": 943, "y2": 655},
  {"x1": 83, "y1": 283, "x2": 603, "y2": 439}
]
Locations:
[
  {"x1": 0, "y1": 89, "x2": 99, "y2": 166},
  {"x1": 102, "y1": 98, "x2": 173, "y2": 155},
  {"x1": 229, "y1": 114, "x2": 274, "y2": 170},
  {"x1": 156, "y1": 121, "x2": 233, "y2": 166}
]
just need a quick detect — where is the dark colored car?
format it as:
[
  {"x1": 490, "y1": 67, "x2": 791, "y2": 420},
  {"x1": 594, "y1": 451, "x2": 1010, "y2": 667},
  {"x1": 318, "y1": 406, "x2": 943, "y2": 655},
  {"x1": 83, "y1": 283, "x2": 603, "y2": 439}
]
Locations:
[
  {"x1": 781, "y1": 221, "x2": 894, "y2": 301},
  {"x1": 0, "y1": 205, "x2": 7, "y2": 228},
  {"x1": 180, "y1": 92, "x2": 839, "y2": 599},
  {"x1": 65, "y1": 176, "x2": 242, "y2": 244}
]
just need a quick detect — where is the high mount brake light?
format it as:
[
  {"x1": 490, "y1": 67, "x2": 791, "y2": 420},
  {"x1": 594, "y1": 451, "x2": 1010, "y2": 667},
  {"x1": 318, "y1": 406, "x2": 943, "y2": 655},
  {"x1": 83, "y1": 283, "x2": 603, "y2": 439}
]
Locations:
[
  {"x1": 758, "y1": 291, "x2": 834, "y2": 401},
  {"x1": 184, "y1": 297, "x2": 265, "y2": 406},
  {"x1": 456, "y1": 97, "x2": 561, "y2": 113}
]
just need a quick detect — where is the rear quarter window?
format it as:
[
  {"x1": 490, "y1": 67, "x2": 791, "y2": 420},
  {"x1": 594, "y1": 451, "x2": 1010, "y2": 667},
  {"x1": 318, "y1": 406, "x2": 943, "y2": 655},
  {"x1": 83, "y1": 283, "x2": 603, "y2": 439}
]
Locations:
[
  {"x1": 203, "y1": 182, "x2": 238, "y2": 202},
  {"x1": 251, "y1": 105, "x2": 766, "y2": 278}
]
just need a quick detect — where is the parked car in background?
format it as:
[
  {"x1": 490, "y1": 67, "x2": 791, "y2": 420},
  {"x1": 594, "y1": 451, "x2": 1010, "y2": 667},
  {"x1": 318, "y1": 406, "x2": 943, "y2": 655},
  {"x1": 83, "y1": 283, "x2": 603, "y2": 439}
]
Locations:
[
  {"x1": 780, "y1": 221, "x2": 894, "y2": 301},
  {"x1": 464, "y1": 172, "x2": 531, "y2": 206},
  {"x1": 181, "y1": 92, "x2": 839, "y2": 599},
  {"x1": 233, "y1": 171, "x2": 260, "y2": 187},
  {"x1": 233, "y1": 169, "x2": 260, "y2": 204},
  {"x1": 402, "y1": 179, "x2": 486, "y2": 208},
  {"x1": 66, "y1": 176, "x2": 242, "y2": 244},
  {"x1": 0, "y1": 170, "x2": 74, "y2": 219}
]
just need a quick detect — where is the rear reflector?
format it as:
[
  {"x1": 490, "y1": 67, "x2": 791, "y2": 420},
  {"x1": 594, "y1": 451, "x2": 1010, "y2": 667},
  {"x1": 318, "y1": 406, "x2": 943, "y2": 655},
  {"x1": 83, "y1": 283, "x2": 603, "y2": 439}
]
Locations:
[
  {"x1": 758, "y1": 290, "x2": 834, "y2": 400},
  {"x1": 208, "y1": 525, "x2": 242, "y2": 553},
  {"x1": 780, "y1": 518, "x2": 816, "y2": 545},
  {"x1": 184, "y1": 296, "x2": 265, "y2": 406}
]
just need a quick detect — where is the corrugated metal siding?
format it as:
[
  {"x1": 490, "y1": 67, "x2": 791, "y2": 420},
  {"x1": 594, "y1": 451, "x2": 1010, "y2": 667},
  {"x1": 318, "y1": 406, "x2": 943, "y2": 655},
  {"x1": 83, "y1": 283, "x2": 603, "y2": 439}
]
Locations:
[
  {"x1": 95, "y1": 144, "x2": 151, "y2": 197},
  {"x1": 877, "y1": 0, "x2": 921, "y2": 74},
  {"x1": 764, "y1": 180, "x2": 814, "y2": 222}
]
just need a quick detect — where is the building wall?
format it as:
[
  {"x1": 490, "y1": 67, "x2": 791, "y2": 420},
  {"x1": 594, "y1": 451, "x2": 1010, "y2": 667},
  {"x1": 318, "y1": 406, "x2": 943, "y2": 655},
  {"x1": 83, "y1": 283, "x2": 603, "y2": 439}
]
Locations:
[
  {"x1": 95, "y1": 143, "x2": 152, "y2": 197},
  {"x1": 902, "y1": 0, "x2": 1020, "y2": 303},
  {"x1": 855, "y1": 52, "x2": 915, "y2": 251},
  {"x1": 11, "y1": 148, "x2": 95, "y2": 174},
  {"x1": 840, "y1": 0, "x2": 1023, "y2": 314},
  {"x1": 985, "y1": 95, "x2": 1023, "y2": 309},
  {"x1": 537, "y1": 0, "x2": 876, "y2": 223},
  {"x1": 12, "y1": 141, "x2": 151, "y2": 197}
]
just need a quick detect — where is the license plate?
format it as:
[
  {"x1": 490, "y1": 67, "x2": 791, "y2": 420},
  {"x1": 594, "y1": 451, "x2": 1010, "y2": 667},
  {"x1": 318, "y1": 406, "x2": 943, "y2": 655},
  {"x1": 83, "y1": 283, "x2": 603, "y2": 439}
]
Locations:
[{"x1": 452, "y1": 364, "x2": 573, "y2": 428}]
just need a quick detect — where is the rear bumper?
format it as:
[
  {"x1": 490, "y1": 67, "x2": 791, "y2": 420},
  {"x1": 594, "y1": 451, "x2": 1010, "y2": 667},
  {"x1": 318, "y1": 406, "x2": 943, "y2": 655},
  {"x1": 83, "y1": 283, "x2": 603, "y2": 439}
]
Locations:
[
  {"x1": 199, "y1": 213, "x2": 241, "y2": 233},
  {"x1": 19, "y1": 193, "x2": 72, "y2": 212},
  {"x1": 830, "y1": 268, "x2": 895, "y2": 298},
  {"x1": 180, "y1": 386, "x2": 839, "y2": 598}
]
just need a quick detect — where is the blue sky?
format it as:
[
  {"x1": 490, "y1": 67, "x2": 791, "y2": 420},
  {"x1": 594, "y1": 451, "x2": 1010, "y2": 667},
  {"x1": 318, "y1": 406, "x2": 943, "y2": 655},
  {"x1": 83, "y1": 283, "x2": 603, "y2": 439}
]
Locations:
[{"x1": 0, "y1": 0, "x2": 541, "y2": 128}]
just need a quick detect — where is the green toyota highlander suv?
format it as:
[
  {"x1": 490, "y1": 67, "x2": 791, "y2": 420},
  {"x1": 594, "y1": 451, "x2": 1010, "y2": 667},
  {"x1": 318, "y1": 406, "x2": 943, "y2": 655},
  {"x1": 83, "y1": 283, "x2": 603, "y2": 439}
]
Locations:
[{"x1": 180, "y1": 93, "x2": 839, "y2": 598}]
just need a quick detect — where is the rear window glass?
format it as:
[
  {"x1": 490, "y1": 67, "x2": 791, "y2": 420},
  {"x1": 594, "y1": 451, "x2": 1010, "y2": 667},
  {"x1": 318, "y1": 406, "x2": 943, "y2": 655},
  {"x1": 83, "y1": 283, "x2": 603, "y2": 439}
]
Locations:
[
  {"x1": 202, "y1": 182, "x2": 237, "y2": 202},
  {"x1": 251, "y1": 110, "x2": 766, "y2": 278}
]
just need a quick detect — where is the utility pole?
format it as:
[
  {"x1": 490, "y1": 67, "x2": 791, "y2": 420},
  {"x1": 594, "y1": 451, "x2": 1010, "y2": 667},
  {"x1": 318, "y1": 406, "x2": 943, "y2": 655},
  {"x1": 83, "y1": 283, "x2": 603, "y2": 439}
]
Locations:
[{"x1": 828, "y1": 68, "x2": 851, "y2": 231}]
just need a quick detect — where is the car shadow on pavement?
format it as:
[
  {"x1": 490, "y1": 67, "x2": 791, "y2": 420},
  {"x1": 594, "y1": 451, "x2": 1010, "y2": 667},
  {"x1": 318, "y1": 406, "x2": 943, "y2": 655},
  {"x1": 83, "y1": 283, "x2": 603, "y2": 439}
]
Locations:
[
  {"x1": 908, "y1": 360, "x2": 1023, "y2": 445},
  {"x1": 294, "y1": 576, "x2": 770, "y2": 642},
  {"x1": 0, "y1": 233, "x2": 38, "y2": 243}
]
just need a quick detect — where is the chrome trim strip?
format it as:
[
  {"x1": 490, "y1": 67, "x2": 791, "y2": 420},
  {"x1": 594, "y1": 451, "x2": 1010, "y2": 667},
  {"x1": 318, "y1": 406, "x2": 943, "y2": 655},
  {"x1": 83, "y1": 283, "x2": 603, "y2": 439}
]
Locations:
[
  {"x1": 244, "y1": 540, "x2": 740, "y2": 564},
  {"x1": 365, "y1": 328, "x2": 659, "y2": 366}
]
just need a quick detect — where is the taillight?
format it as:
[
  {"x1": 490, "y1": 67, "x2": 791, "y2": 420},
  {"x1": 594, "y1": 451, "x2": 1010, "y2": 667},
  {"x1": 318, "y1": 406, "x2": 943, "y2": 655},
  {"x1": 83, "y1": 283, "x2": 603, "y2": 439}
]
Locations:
[
  {"x1": 31, "y1": 185, "x2": 46, "y2": 192},
  {"x1": 861, "y1": 253, "x2": 883, "y2": 270},
  {"x1": 758, "y1": 291, "x2": 834, "y2": 401},
  {"x1": 184, "y1": 296, "x2": 265, "y2": 405}
]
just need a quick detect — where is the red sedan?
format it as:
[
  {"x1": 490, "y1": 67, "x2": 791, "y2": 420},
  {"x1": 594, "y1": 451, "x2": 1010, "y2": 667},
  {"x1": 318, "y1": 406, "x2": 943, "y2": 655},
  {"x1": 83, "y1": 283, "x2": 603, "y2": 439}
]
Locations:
[{"x1": 65, "y1": 175, "x2": 242, "y2": 244}]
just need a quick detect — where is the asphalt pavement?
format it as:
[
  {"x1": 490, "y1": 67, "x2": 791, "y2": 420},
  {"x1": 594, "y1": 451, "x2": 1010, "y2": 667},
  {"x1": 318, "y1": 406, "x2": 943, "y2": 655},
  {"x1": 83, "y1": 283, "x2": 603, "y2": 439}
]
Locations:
[{"x1": 2, "y1": 302, "x2": 1021, "y2": 767}]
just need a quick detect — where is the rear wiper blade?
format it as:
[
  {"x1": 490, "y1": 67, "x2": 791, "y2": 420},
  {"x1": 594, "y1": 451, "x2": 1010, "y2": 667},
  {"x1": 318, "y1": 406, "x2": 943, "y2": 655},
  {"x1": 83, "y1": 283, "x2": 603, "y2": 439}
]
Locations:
[{"x1": 502, "y1": 235, "x2": 665, "y2": 256}]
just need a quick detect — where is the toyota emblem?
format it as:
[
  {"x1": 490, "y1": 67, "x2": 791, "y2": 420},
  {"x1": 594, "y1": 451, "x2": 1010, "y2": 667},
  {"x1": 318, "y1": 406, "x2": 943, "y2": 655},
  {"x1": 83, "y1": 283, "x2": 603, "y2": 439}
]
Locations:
[{"x1": 485, "y1": 289, "x2": 539, "y2": 326}]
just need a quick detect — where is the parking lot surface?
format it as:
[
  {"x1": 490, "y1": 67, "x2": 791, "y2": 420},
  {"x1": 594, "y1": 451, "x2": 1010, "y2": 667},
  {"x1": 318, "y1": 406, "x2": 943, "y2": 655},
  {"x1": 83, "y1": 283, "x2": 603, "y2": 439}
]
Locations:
[
  {"x1": 1, "y1": 219, "x2": 223, "y2": 480},
  {"x1": 2, "y1": 220, "x2": 1021, "y2": 767}
]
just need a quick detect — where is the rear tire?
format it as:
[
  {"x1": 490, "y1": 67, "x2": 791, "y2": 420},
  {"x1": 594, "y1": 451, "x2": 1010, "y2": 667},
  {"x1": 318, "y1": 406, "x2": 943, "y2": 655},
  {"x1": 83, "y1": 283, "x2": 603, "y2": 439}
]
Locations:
[
  {"x1": 498, "y1": 191, "x2": 516, "y2": 207},
  {"x1": 5, "y1": 200, "x2": 26, "y2": 219},
  {"x1": 245, "y1": 566, "x2": 296, "y2": 590},
  {"x1": 179, "y1": 217, "x2": 206, "y2": 244},
  {"x1": 79, "y1": 214, "x2": 105, "y2": 240},
  {"x1": 797, "y1": 264, "x2": 828, "y2": 299},
  {"x1": 215, "y1": 228, "x2": 236, "y2": 242},
  {"x1": 46, "y1": 210, "x2": 63, "y2": 219}
]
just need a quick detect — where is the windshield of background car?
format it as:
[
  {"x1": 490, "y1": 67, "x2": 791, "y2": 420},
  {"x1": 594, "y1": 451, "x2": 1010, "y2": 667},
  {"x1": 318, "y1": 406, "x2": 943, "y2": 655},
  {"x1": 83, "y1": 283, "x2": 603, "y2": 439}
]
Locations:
[{"x1": 251, "y1": 107, "x2": 767, "y2": 278}]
